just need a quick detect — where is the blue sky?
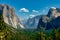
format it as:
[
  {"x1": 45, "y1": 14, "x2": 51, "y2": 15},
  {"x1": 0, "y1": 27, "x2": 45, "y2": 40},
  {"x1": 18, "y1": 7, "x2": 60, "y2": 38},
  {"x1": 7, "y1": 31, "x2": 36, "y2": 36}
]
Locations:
[{"x1": 0, "y1": 0, "x2": 60, "y2": 20}]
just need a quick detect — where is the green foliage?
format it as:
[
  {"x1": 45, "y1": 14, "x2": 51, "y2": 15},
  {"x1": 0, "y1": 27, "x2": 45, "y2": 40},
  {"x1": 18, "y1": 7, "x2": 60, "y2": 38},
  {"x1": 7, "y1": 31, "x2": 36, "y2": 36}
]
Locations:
[
  {"x1": 37, "y1": 32, "x2": 45, "y2": 40},
  {"x1": 36, "y1": 28, "x2": 60, "y2": 40},
  {"x1": 51, "y1": 29, "x2": 58, "y2": 40}
]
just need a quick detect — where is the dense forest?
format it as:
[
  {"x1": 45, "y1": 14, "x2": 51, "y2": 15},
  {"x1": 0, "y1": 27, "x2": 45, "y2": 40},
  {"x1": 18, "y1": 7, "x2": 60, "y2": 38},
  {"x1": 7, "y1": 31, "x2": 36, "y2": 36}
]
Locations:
[{"x1": 0, "y1": 13, "x2": 60, "y2": 40}]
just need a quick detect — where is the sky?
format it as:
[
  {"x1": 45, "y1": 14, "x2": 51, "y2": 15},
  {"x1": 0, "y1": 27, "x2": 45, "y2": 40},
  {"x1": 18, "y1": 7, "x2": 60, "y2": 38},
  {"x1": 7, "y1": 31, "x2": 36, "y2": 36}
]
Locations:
[{"x1": 0, "y1": 0, "x2": 60, "y2": 20}]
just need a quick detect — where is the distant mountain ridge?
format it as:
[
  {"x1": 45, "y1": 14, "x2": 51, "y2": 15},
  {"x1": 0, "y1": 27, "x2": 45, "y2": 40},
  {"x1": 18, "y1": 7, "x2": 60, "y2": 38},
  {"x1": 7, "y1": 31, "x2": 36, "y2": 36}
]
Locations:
[{"x1": 23, "y1": 15, "x2": 41, "y2": 29}]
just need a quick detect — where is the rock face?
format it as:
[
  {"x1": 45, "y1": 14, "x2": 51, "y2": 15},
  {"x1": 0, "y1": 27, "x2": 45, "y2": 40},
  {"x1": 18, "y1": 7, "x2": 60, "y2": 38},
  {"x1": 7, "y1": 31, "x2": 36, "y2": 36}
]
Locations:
[
  {"x1": 38, "y1": 7, "x2": 60, "y2": 30},
  {"x1": 0, "y1": 12, "x2": 20, "y2": 40},
  {"x1": 0, "y1": 4, "x2": 24, "y2": 29},
  {"x1": 47, "y1": 7, "x2": 60, "y2": 18},
  {"x1": 24, "y1": 15, "x2": 41, "y2": 29}
]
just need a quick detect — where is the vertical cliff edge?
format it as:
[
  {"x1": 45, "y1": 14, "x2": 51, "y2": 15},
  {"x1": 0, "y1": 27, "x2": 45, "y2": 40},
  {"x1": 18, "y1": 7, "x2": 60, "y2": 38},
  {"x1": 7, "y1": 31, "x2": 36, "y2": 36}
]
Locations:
[{"x1": 0, "y1": 4, "x2": 24, "y2": 29}]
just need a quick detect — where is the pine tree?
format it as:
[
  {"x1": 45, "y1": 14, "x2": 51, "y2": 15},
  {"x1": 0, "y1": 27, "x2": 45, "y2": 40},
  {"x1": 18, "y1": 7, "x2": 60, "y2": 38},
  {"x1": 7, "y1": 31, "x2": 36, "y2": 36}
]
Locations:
[
  {"x1": 37, "y1": 31, "x2": 45, "y2": 40},
  {"x1": 58, "y1": 29, "x2": 60, "y2": 40},
  {"x1": 52, "y1": 29, "x2": 58, "y2": 40}
]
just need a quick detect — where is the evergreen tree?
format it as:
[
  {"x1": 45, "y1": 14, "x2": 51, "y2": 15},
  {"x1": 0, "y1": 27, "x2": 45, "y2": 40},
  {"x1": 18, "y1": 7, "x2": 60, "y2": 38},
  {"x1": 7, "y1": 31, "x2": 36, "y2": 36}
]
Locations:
[
  {"x1": 58, "y1": 29, "x2": 60, "y2": 40},
  {"x1": 37, "y1": 32, "x2": 45, "y2": 40},
  {"x1": 52, "y1": 29, "x2": 58, "y2": 40}
]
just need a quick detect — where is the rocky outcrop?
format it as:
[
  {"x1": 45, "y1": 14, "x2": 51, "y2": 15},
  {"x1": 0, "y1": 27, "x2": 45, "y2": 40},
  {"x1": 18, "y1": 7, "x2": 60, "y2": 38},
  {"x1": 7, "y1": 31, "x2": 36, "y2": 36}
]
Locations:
[
  {"x1": 23, "y1": 15, "x2": 41, "y2": 29},
  {"x1": 38, "y1": 7, "x2": 60, "y2": 30},
  {"x1": 47, "y1": 7, "x2": 60, "y2": 18},
  {"x1": 0, "y1": 4, "x2": 24, "y2": 29}
]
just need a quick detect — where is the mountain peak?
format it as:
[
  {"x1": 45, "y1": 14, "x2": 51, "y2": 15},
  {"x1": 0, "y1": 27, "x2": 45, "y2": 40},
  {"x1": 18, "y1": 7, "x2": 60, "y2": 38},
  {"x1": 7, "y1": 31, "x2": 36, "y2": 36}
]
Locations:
[
  {"x1": 47, "y1": 7, "x2": 60, "y2": 18},
  {"x1": 0, "y1": 4, "x2": 24, "y2": 29},
  {"x1": 37, "y1": 7, "x2": 60, "y2": 30},
  {"x1": 50, "y1": 7, "x2": 56, "y2": 9}
]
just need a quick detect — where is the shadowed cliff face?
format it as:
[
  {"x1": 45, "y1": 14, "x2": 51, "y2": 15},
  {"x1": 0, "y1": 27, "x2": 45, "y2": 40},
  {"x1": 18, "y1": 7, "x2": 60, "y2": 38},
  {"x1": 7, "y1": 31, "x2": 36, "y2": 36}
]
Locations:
[
  {"x1": 0, "y1": 4, "x2": 24, "y2": 29},
  {"x1": 47, "y1": 8, "x2": 60, "y2": 18},
  {"x1": 38, "y1": 7, "x2": 60, "y2": 30}
]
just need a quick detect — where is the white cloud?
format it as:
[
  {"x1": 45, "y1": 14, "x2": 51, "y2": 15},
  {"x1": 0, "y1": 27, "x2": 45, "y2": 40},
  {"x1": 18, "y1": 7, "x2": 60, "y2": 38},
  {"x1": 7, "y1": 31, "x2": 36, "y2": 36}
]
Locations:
[
  {"x1": 32, "y1": 10, "x2": 39, "y2": 13},
  {"x1": 30, "y1": 14, "x2": 36, "y2": 18},
  {"x1": 19, "y1": 8, "x2": 29, "y2": 12}
]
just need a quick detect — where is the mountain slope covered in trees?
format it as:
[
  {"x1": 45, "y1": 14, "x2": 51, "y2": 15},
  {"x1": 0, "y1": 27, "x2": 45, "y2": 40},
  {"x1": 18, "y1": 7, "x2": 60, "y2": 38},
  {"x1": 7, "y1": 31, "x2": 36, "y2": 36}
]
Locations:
[{"x1": 0, "y1": 13, "x2": 20, "y2": 40}]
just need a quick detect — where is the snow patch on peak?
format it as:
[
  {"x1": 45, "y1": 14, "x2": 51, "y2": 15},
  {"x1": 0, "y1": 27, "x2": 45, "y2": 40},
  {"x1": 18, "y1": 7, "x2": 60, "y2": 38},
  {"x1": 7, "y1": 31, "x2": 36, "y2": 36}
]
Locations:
[
  {"x1": 30, "y1": 15, "x2": 36, "y2": 18},
  {"x1": 51, "y1": 7, "x2": 56, "y2": 9}
]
